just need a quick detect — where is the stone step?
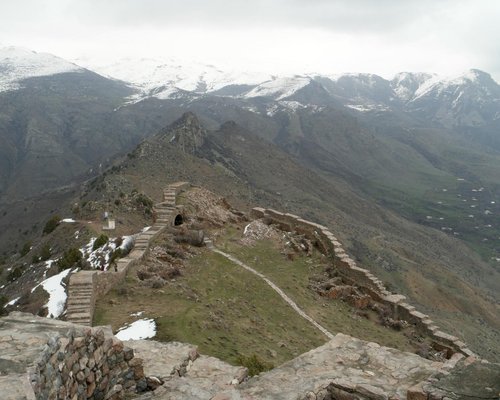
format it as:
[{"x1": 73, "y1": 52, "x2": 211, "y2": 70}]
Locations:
[
  {"x1": 68, "y1": 293, "x2": 93, "y2": 299},
  {"x1": 67, "y1": 306, "x2": 91, "y2": 314},
  {"x1": 69, "y1": 287, "x2": 93, "y2": 292},
  {"x1": 68, "y1": 283, "x2": 94, "y2": 289},
  {"x1": 68, "y1": 286, "x2": 93, "y2": 293},
  {"x1": 67, "y1": 298, "x2": 92, "y2": 305}
]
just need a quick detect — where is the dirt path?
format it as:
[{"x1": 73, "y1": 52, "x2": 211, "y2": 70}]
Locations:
[{"x1": 209, "y1": 243, "x2": 335, "y2": 340}]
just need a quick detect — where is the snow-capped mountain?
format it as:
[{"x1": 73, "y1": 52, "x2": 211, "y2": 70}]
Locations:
[
  {"x1": 0, "y1": 46, "x2": 83, "y2": 92},
  {"x1": 2, "y1": 46, "x2": 498, "y2": 129},
  {"x1": 75, "y1": 56, "x2": 273, "y2": 100},
  {"x1": 242, "y1": 76, "x2": 312, "y2": 100},
  {"x1": 406, "y1": 69, "x2": 500, "y2": 127},
  {"x1": 391, "y1": 72, "x2": 436, "y2": 102}
]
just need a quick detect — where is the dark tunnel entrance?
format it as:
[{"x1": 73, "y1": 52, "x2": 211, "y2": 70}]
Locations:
[{"x1": 174, "y1": 214, "x2": 183, "y2": 226}]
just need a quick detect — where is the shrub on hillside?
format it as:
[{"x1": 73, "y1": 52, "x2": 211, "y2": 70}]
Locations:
[
  {"x1": 57, "y1": 248, "x2": 83, "y2": 271},
  {"x1": 236, "y1": 354, "x2": 274, "y2": 376},
  {"x1": 38, "y1": 244, "x2": 52, "y2": 262},
  {"x1": 20, "y1": 241, "x2": 31, "y2": 257},
  {"x1": 43, "y1": 215, "x2": 61, "y2": 235},
  {"x1": 92, "y1": 234, "x2": 109, "y2": 251},
  {"x1": 134, "y1": 193, "x2": 154, "y2": 216},
  {"x1": 7, "y1": 266, "x2": 23, "y2": 282}
]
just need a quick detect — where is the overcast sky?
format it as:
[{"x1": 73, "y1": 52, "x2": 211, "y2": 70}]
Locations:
[{"x1": 1, "y1": 0, "x2": 499, "y2": 80}]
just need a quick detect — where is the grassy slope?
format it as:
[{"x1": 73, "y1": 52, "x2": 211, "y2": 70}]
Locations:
[{"x1": 94, "y1": 223, "x2": 416, "y2": 368}]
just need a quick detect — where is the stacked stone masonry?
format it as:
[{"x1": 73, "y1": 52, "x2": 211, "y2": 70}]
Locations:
[
  {"x1": 0, "y1": 313, "x2": 146, "y2": 400},
  {"x1": 66, "y1": 182, "x2": 189, "y2": 326},
  {"x1": 251, "y1": 207, "x2": 476, "y2": 360}
]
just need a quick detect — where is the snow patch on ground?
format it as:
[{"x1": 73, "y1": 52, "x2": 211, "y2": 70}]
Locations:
[
  {"x1": 115, "y1": 318, "x2": 156, "y2": 340},
  {"x1": 62, "y1": 218, "x2": 76, "y2": 223},
  {"x1": 5, "y1": 297, "x2": 20, "y2": 307},
  {"x1": 34, "y1": 267, "x2": 73, "y2": 318},
  {"x1": 80, "y1": 237, "x2": 117, "y2": 271}
]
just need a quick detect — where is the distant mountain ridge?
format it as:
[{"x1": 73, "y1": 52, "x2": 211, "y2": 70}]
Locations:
[
  {"x1": 77, "y1": 54, "x2": 499, "y2": 129},
  {"x1": 2, "y1": 46, "x2": 498, "y2": 129}
]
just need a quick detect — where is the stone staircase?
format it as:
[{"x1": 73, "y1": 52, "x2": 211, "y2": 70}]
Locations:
[
  {"x1": 65, "y1": 182, "x2": 189, "y2": 326},
  {"x1": 66, "y1": 271, "x2": 95, "y2": 325}
]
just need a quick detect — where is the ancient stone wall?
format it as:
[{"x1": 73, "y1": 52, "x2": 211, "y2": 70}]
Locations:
[
  {"x1": 66, "y1": 182, "x2": 189, "y2": 326},
  {"x1": 29, "y1": 325, "x2": 145, "y2": 400},
  {"x1": 252, "y1": 207, "x2": 476, "y2": 360}
]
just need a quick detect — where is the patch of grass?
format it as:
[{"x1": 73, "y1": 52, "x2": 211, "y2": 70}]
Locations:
[
  {"x1": 94, "y1": 249, "x2": 326, "y2": 368},
  {"x1": 222, "y1": 236, "x2": 417, "y2": 353},
  {"x1": 236, "y1": 354, "x2": 274, "y2": 376}
]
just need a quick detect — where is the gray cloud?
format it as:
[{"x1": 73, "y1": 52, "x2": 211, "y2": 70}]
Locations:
[{"x1": 1, "y1": 0, "x2": 499, "y2": 80}]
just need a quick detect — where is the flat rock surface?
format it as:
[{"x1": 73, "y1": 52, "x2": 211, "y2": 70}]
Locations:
[
  {"x1": 0, "y1": 375, "x2": 32, "y2": 400},
  {"x1": 234, "y1": 333, "x2": 442, "y2": 399},
  {"x1": 133, "y1": 341, "x2": 247, "y2": 400},
  {"x1": 126, "y1": 340, "x2": 198, "y2": 379},
  {"x1": 0, "y1": 313, "x2": 81, "y2": 370},
  {"x1": 160, "y1": 355, "x2": 246, "y2": 398},
  {"x1": 136, "y1": 333, "x2": 442, "y2": 400}
]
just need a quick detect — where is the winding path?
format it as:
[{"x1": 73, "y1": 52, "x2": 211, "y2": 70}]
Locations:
[{"x1": 207, "y1": 240, "x2": 335, "y2": 340}]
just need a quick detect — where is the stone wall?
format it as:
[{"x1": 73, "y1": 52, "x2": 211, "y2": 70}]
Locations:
[
  {"x1": 251, "y1": 207, "x2": 476, "y2": 360},
  {"x1": 0, "y1": 313, "x2": 147, "y2": 400},
  {"x1": 29, "y1": 325, "x2": 145, "y2": 400},
  {"x1": 66, "y1": 182, "x2": 189, "y2": 326}
]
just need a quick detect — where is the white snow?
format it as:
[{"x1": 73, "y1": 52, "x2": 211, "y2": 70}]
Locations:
[
  {"x1": 80, "y1": 237, "x2": 117, "y2": 271},
  {"x1": 62, "y1": 218, "x2": 76, "y2": 223},
  {"x1": 243, "y1": 76, "x2": 310, "y2": 100},
  {"x1": 130, "y1": 311, "x2": 144, "y2": 317},
  {"x1": 34, "y1": 267, "x2": 72, "y2": 318},
  {"x1": 119, "y1": 236, "x2": 135, "y2": 252},
  {"x1": 0, "y1": 46, "x2": 83, "y2": 92},
  {"x1": 115, "y1": 318, "x2": 156, "y2": 340},
  {"x1": 76, "y1": 56, "x2": 272, "y2": 101},
  {"x1": 5, "y1": 297, "x2": 20, "y2": 307},
  {"x1": 345, "y1": 103, "x2": 390, "y2": 112},
  {"x1": 243, "y1": 223, "x2": 251, "y2": 235}
]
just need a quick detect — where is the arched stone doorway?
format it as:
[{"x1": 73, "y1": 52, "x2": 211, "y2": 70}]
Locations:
[{"x1": 174, "y1": 214, "x2": 183, "y2": 226}]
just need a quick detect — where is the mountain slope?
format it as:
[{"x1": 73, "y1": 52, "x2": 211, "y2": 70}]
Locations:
[{"x1": 74, "y1": 113, "x2": 499, "y2": 360}]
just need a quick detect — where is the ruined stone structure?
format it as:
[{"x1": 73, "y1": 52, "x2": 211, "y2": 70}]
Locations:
[
  {"x1": 250, "y1": 207, "x2": 476, "y2": 360},
  {"x1": 66, "y1": 182, "x2": 189, "y2": 326}
]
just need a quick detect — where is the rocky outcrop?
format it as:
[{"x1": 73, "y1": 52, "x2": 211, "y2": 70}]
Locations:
[{"x1": 161, "y1": 112, "x2": 206, "y2": 154}]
